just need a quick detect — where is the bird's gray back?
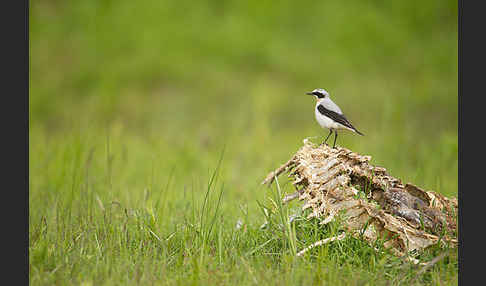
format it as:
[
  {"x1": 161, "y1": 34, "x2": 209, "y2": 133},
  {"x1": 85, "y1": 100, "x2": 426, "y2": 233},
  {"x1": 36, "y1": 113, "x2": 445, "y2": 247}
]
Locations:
[{"x1": 317, "y1": 97, "x2": 343, "y2": 114}]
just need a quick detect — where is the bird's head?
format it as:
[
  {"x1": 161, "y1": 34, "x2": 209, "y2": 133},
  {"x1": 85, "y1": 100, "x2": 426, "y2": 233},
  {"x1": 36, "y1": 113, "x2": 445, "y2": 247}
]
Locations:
[{"x1": 306, "y1": 88, "x2": 329, "y2": 100}]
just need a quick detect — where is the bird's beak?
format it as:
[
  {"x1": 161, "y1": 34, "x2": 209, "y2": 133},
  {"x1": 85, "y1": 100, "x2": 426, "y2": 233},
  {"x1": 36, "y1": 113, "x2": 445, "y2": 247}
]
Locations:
[{"x1": 306, "y1": 92, "x2": 313, "y2": 96}]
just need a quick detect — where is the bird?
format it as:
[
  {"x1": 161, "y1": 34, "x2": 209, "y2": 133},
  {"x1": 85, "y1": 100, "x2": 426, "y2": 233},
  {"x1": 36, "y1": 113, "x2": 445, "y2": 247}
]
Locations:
[{"x1": 306, "y1": 88, "x2": 364, "y2": 148}]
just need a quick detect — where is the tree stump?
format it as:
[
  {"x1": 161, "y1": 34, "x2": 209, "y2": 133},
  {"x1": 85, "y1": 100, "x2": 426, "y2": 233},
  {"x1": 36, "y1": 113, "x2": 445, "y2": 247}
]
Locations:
[{"x1": 262, "y1": 139, "x2": 458, "y2": 259}]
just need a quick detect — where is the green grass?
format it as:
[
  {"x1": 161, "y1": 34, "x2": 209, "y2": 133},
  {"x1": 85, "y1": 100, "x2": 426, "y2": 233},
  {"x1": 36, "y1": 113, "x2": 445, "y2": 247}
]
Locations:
[{"x1": 30, "y1": 0, "x2": 457, "y2": 284}]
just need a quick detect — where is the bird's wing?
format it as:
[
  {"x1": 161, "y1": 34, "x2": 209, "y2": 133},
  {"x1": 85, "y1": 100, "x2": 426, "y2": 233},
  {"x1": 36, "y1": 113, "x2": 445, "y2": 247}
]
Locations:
[
  {"x1": 320, "y1": 98, "x2": 343, "y2": 114},
  {"x1": 317, "y1": 104, "x2": 358, "y2": 132}
]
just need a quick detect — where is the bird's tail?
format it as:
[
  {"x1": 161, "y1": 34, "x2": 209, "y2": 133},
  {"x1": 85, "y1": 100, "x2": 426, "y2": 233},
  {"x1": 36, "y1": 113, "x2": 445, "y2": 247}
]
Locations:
[{"x1": 354, "y1": 129, "x2": 364, "y2": 136}]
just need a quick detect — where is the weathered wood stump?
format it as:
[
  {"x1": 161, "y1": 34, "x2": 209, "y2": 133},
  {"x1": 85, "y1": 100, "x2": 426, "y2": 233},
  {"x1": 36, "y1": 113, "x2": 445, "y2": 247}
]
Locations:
[{"x1": 262, "y1": 139, "x2": 458, "y2": 259}]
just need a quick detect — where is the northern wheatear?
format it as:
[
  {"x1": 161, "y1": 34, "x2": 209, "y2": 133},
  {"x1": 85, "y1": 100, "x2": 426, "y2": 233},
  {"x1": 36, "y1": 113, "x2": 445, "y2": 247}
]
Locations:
[{"x1": 306, "y1": 88, "x2": 364, "y2": 148}]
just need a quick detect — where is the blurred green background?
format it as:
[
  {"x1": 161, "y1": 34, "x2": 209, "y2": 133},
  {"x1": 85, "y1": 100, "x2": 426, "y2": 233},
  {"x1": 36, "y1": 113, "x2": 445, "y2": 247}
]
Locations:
[{"x1": 29, "y1": 0, "x2": 457, "y2": 284}]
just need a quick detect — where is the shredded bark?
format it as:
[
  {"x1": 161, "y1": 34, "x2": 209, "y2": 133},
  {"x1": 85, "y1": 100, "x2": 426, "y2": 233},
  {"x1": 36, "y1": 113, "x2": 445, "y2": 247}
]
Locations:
[
  {"x1": 296, "y1": 233, "x2": 346, "y2": 257},
  {"x1": 262, "y1": 139, "x2": 458, "y2": 259}
]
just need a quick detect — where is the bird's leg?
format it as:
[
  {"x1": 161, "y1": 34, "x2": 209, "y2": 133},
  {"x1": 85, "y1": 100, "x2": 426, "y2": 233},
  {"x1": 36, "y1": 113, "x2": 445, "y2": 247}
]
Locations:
[
  {"x1": 332, "y1": 131, "x2": 338, "y2": 149},
  {"x1": 322, "y1": 129, "x2": 333, "y2": 146}
]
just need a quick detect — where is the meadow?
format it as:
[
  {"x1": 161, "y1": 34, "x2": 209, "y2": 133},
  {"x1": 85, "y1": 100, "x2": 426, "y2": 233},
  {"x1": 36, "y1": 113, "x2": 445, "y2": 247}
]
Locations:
[{"x1": 29, "y1": 0, "x2": 458, "y2": 284}]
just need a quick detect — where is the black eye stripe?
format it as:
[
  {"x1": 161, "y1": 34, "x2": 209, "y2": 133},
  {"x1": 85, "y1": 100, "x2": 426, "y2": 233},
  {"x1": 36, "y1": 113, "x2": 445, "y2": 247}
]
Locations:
[{"x1": 313, "y1": 92, "x2": 325, "y2": 98}]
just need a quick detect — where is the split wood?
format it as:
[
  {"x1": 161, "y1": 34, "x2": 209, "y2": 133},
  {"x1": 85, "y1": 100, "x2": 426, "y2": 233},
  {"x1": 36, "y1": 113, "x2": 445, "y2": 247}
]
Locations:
[{"x1": 262, "y1": 139, "x2": 458, "y2": 260}]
